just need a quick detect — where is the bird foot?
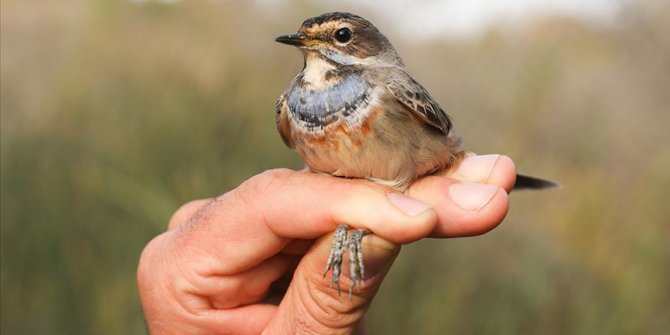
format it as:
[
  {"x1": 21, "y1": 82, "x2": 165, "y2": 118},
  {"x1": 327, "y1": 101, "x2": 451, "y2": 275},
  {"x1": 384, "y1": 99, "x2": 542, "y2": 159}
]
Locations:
[{"x1": 324, "y1": 224, "x2": 370, "y2": 297}]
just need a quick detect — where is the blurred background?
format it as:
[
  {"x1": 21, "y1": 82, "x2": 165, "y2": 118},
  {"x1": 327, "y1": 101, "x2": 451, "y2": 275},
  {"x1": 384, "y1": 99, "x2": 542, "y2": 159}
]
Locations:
[{"x1": 2, "y1": 0, "x2": 669, "y2": 333}]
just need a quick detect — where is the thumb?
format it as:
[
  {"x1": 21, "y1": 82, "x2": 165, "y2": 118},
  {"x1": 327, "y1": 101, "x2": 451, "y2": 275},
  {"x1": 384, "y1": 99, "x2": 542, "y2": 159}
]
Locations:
[{"x1": 266, "y1": 231, "x2": 400, "y2": 333}]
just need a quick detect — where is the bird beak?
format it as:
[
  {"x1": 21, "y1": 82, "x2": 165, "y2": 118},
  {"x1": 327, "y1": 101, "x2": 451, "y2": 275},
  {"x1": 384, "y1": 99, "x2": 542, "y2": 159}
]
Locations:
[{"x1": 275, "y1": 32, "x2": 315, "y2": 47}]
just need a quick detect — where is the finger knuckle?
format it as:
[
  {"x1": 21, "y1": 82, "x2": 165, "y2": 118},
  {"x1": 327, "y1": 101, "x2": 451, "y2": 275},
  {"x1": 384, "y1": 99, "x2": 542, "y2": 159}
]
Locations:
[
  {"x1": 234, "y1": 168, "x2": 294, "y2": 204},
  {"x1": 137, "y1": 234, "x2": 169, "y2": 287},
  {"x1": 168, "y1": 200, "x2": 206, "y2": 229}
]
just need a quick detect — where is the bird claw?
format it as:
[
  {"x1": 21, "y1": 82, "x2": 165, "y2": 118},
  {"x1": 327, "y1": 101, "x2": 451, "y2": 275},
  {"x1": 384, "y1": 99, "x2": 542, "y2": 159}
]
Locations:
[{"x1": 324, "y1": 224, "x2": 370, "y2": 297}]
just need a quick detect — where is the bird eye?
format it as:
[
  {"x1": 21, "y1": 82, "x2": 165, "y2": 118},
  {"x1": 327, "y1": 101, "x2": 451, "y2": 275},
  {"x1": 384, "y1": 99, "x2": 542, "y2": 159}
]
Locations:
[{"x1": 334, "y1": 28, "x2": 352, "y2": 43}]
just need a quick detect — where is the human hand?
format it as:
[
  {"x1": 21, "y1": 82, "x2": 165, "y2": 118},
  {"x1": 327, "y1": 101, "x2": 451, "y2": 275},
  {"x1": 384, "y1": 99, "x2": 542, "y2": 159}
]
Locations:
[{"x1": 137, "y1": 154, "x2": 515, "y2": 334}]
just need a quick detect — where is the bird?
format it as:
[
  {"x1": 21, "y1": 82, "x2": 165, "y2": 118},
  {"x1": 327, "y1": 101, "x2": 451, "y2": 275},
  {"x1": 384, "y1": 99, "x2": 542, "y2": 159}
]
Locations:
[{"x1": 275, "y1": 12, "x2": 557, "y2": 296}]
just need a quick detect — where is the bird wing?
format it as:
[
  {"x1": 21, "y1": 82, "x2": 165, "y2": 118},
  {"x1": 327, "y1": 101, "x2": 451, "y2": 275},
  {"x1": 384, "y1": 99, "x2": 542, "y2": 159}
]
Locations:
[
  {"x1": 275, "y1": 93, "x2": 295, "y2": 148},
  {"x1": 385, "y1": 70, "x2": 452, "y2": 135}
]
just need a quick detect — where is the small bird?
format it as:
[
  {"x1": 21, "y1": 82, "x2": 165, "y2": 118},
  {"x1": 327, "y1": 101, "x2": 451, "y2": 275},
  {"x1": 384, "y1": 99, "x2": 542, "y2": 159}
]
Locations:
[{"x1": 275, "y1": 12, "x2": 556, "y2": 296}]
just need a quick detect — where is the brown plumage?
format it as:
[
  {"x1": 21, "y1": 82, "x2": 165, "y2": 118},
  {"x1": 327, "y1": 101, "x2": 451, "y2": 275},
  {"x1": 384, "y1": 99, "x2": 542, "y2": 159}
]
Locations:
[{"x1": 276, "y1": 13, "x2": 467, "y2": 191}]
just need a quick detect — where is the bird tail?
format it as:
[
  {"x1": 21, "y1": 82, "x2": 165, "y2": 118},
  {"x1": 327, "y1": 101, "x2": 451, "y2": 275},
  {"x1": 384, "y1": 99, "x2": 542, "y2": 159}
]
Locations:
[{"x1": 514, "y1": 174, "x2": 560, "y2": 191}]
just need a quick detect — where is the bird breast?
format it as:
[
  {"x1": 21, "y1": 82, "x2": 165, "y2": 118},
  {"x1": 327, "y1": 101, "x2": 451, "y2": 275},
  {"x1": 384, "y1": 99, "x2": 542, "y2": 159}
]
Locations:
[{"x1": 287, "y1": 74, "x2": 374, "y2": 132}]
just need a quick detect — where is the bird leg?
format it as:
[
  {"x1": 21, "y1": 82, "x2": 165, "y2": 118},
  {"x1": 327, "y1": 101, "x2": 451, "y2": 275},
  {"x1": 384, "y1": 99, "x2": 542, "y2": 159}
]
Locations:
[{"x1": 324, "y1": 224, "x2": 371, "y2": 297}]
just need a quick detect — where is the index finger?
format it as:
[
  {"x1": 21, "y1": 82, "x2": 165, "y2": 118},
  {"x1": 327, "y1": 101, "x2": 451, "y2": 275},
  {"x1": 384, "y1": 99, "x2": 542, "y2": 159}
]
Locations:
[{"x1": 169, "y1": 169, "x2": 438, "y2": 275}]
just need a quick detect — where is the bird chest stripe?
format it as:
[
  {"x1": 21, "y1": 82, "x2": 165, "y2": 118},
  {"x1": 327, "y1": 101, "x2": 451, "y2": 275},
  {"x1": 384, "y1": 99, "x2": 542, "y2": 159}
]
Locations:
[{"x1": 288, "y1": 75, "x2": 371, "y2": 129}]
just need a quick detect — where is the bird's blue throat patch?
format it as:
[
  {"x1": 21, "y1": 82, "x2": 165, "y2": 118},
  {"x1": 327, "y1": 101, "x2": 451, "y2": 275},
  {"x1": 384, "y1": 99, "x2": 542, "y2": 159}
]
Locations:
[{"x1": 288, "y1": 74, "x2": 372, "y2": 129}]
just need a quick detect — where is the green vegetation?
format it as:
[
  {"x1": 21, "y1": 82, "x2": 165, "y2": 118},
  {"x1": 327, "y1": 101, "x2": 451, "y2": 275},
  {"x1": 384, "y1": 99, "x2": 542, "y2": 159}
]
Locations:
[{"x1": 2, "y1": 1, "x2": 669, "y2": 333}]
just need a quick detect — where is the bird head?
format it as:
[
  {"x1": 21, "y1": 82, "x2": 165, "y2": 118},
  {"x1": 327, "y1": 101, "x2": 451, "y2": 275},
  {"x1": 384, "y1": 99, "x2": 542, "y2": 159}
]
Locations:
[{"x1": 275, "y1": 12, "x2": 403, "y2": 67}]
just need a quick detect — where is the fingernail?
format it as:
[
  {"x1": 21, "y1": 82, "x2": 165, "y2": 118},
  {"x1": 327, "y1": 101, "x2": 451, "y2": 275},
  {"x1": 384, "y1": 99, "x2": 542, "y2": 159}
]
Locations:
[
  {"x1": 453, "y1": 154, "x2": 500, "y2": 182},
  {"x1": 449, "y1": 183, "x2": 498, "y2": 211},
  {"x1": 388, "y1": 193, "x2": 432, "y2": 216}
]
